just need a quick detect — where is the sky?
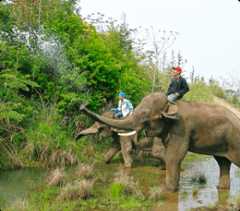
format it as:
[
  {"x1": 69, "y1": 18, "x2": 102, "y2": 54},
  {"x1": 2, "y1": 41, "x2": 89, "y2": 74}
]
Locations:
[{"x1": 79, "y1": 0, "x2": 240, "y2": 84}]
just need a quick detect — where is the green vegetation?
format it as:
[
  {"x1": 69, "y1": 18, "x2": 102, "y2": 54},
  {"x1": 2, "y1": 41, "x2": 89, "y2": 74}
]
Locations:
[
  {"x1": 1, "y1": 0, "x2": 239, "y2": 169},
  {"x1": 0, "y1": 0, "x2": 152, "y2": 169},
  {"x1": 1, "y1": 0, "x2": 240, "y2": 210}
]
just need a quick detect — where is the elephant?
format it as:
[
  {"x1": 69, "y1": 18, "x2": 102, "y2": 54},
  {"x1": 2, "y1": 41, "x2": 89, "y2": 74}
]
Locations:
[
  {"x1": 76, "y1": 111, "x2": 136, "y2": 167},
  {"x1": 80, "y1": 91, "x2": 240, "y2": 192},
  {"x1": 76, "y1": 111, "x2": 166, "y2": 168}
]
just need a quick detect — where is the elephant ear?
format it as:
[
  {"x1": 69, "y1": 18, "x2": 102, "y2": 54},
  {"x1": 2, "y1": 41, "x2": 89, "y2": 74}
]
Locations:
[{"x1": 162, "y1": 103, "x2": 179, "y2": 119}]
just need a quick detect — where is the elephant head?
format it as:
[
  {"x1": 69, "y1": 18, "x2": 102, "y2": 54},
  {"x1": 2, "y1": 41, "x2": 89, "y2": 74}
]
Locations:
[{"x1": 80, "y1": 92, "x2": 179, "y2": 132}]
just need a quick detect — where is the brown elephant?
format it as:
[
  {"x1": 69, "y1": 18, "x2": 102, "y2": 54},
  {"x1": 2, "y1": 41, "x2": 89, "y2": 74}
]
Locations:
[
  {"x1": 76, "y1": 111, "x2": 136, "y2": 167},
  {"x1": 76, "y1": 112, "x2": 166, "y2": 168},
  {"x1": 80, "y1": 92, "x2": 240, "y2": 192}
]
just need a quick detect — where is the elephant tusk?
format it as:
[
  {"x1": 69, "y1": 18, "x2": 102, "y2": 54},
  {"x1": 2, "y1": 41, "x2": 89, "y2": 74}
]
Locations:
[{"x1": 118, "y1": 130, "x2": 137, "y2": 136}]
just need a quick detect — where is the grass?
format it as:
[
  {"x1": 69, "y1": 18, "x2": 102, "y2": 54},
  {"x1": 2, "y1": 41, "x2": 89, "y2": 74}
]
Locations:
[
  {"x1": 184, "y1": 81, "x2": 215, "y2": 103},
  {"x1": 5, "y1": 199, "x2": 29, "y2": 211},
  {"x1": 112, "y1": 169, "x2": 144, "y2": 198},
  {"x1": 46, "y1": 168, "x2": 65, "y2": 187},
  {"x1": 148, "y1": 186, "x2": 166, "y2": 201},
  {"x1": 10, "y1": 163, "x2": 156, "y2": 211},
  {"x1": 57, "y1": 179, "x2": 95, "y2": 201},
  {"x1": 19, "y1": 105, "x2": 109, "y2": 168},
  {"x1": 74, "y1": 163, "x2": 94, "y2": 179}
]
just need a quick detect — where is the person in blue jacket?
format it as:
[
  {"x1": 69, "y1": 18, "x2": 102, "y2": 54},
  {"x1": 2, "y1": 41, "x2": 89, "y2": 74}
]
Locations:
[{"x1": 112, "y1": 91, "x2": 133, "y2": 118}]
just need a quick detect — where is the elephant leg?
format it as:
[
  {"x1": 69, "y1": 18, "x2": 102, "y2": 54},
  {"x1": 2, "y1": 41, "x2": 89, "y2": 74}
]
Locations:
[
  {"x1": 214, "y1": 156, "x2": 231, "y2": 189},
  {"x1": 165, "y1": 138, "x2": 188, "y2": 192},
  {"x1": 152, "y1": 137, "x2": 166, "y2": 161},
  {"x1": 120, "y1": 136, "x2": 133, "y2": 168},
  {"x1": 104, "y1": 147, "x2": 120, "y2": 164},
  {"x1": 151, "y1": 137, "x2": 166, "y2": 170}
]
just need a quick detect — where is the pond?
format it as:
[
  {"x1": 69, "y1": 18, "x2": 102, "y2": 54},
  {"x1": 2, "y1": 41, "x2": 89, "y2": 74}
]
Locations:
[
  {"x1": 0, "y1": 154, "x2": 240, "y2": 210},
  {"x1": 0, "y1": 168, "x2": 46, "y2": 209}
]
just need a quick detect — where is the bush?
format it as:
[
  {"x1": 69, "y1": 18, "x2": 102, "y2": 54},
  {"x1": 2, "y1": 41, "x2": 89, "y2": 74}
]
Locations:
[
  {"x1": 184, "y1": 81, "x2": 214, "y2": 103},
  {"x1": 58, "y1": 179, "x2": 94, "y2": 201}
]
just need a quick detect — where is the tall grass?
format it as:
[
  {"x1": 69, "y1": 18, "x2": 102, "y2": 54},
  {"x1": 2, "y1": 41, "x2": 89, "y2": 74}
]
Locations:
[{"x1": 22, "y1": 106, "x2": 79, "y2": 167}]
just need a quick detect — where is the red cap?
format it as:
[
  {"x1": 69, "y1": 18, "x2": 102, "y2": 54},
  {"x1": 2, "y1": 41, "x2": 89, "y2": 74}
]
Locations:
[{"x1": 172, "y1": 66, "x2": 182, "y2": 74}]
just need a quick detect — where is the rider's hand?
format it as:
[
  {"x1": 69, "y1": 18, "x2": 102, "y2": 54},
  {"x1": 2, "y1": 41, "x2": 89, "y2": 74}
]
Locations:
[{"x1": 175, "y1": 92, "x2": 180, "y2": 97}]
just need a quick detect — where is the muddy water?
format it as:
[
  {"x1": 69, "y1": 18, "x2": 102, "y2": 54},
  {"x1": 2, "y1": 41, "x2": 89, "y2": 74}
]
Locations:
[
  {"x1": 0, "y1": 168, "x2": 46, "y2": 208},
  {"x1": 147, "y1": 154, "x2": 240, "y2": 211},
  {"x1": 0, "y1": 154, "x2": 240, "y2": 211},
  {"x1": 104, "y1": 153, "x2": 240, "y2": 211}
]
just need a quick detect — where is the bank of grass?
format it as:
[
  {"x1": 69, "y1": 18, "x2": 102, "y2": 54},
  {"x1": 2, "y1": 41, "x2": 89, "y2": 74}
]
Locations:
[
  {"x1": 18, "y1": 105, "x2": 113, "y2": 169},
  {"x1": 185, "y1": 81, "x2": 215, "y2": 103}
]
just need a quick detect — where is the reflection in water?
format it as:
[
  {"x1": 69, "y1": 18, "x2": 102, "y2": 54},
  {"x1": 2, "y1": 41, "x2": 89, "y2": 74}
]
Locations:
[
  {"x1": 179, "y1": 158, "x2": 240, "y2": 211},
  {"x1": 152, "y1": 157, "x2": 240, "y2": 211}
]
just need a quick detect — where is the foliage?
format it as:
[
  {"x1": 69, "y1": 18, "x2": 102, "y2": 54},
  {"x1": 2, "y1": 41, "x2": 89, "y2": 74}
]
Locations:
[
  {"x1": 184, "y1": 80, "x2": 215, "y2": 103},
  {"x1": 0, "y1": 0, "x2": 153, "y2": 170},
  {"x1": 2, "y1": 1, "x2": 240, "y2": 210},
  {"x1": 0, "y1": 0, "x2": 240, "y2": 172}
]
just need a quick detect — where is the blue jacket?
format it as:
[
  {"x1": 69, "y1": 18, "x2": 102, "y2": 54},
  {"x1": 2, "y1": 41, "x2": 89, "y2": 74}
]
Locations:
[{"x1": 117, "y1": 99, "x2": 133, "y2": 117}]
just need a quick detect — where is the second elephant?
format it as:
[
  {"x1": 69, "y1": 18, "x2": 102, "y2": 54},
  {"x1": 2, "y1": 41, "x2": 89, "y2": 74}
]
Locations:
[{"x1": 76, "y1": 111, "x2": 165, "y2": 167}]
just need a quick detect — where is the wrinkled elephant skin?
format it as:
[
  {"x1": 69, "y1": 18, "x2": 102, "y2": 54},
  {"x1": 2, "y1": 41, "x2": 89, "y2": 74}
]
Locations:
[
  {"x1": 80, "y1": 92, "x2": 240, "y2": 192},
  {"x1": 76, "y1": 111, "x2": 165, "y2": 168}
]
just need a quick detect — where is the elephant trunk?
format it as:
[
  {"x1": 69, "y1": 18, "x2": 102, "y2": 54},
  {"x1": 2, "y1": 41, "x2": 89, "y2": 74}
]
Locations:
[
  {"x1": 81, "y1": 107, "x2": 136, "y2": 130},
  {"x1": 75, "y1": 124, "x2": 100, "y2": 140},
  {"x1": 78, "y1": 127, "x2": 99, "y2": 136}
]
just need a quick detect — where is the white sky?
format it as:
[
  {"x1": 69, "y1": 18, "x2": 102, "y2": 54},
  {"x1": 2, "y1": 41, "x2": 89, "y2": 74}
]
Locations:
[{"x1": 80, "y1": 0, "x2": 240, "y2": 83}]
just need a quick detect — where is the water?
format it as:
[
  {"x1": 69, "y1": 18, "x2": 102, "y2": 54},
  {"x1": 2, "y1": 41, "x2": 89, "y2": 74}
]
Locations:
[
  {"x1": 179, "y1": 158, "x2": 240, "y2": 210},
  {"x1": 151, "y1": 156, "x2": 240, "y2": 211},
  {"x1": 0, "y1": 168, "x2": 46, "y2": 208},
  {"x1": 0, "y1": 155, "x2": 239, "y2": 210}
]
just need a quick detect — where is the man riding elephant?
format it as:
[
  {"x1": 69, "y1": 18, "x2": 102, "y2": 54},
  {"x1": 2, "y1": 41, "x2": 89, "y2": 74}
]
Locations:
[
  {"x1": 80, "y1": 91, "x2": 240, "y2": 192},
  {"x1": 76, "y1": 91, "x2": 166, "y2": 168},
  {"x1": 167, "y1": 66, "x2": 189, "y2": 103}
]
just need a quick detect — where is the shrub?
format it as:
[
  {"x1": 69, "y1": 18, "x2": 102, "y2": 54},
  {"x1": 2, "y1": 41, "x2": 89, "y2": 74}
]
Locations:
[{"x1": 58, "y1": 179, "x2": 94, "y2": 201}]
